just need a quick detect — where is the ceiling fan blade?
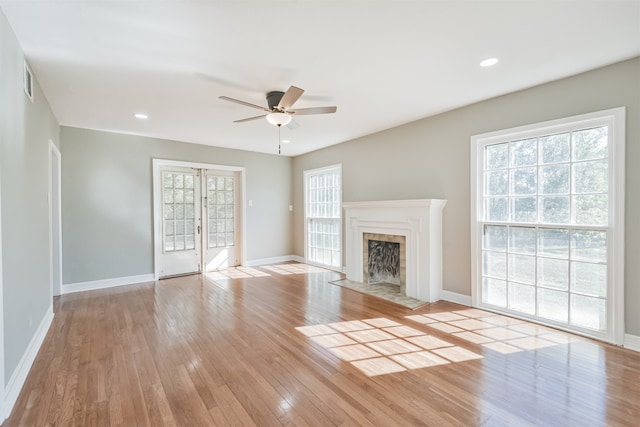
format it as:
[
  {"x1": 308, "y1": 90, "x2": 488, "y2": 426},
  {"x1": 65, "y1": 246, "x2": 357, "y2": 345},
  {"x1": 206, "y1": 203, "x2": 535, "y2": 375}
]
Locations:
[
  {"x1": 288, "y1": 106, "x2": 337, "y2": 115},
  {"x1": 219, "y1": 96, "x2": 269, "y2": 111},
  {"x1": 277, "y1": 86, "x2": 304, "y2": 110},
  {"x1": 286, "y1": 118, "x2": 300, "y2": 130},
  {"x1": 234, "y1": 114, "x2": 267, "y2": 123}
]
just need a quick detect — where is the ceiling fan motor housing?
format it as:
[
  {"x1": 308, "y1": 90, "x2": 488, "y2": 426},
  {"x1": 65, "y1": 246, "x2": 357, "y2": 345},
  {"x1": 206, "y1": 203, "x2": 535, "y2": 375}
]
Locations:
[{"x1": 266, "y1": 91, "x2": 285, "y2": 111}]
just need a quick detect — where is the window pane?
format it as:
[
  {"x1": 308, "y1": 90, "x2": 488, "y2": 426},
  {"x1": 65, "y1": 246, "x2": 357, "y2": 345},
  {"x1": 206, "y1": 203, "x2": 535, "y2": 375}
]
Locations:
[
  {"x1": 537, "y1": 258, "x2": 568, "y2": 290},
  {"x1": 163, "y1": 173, "x2": 173, "y2": 188},
  {"x1": 174, "y1": 174, "x2": 184, "y2": 188},
  {"x1": 540, "y1": 164, "x2": 569, "y2": 194},
  {"x1": 483, "y1": 277, "x2": 506, "y2": 307},
  {"x1": 538, "y1": 228, "x2": 569, "y2": 258},
  {"x1": 573, "y1": 127, "x2": 608, "y2": 161},
  {"x1": 486, "y1": 143, "x2": 508, "y2": 170},
  {"x1": 184, "y1": 174, "x2": 194, "y2": 189},
  {"x1": 508, "y1": 282, "x2": 535, "y2": 314},
  {"x1": 510, "y1": 138, "x2": 537, "y2": 167},
  {"x1": 571, "y1": 230, "x2": 606, "y2": 262},
  {"x1": 164, "y1": 189, "x2": 174, "y2": 203},
  {"x1": 486, "y1": 171, "x2": 508, "y2": 195},
  {"x1": 509, "y1": 226, "x2": 536, "y2": 254},
  {"x1": 540, "y1": 133, "x2": 570, "y2": 164},
  {"x1": 483, "y1": 225, "x2": 507, "y2": 251},
  {"x1": 483, "y1": 251, "x2": 506, "y2": 279},
  {"x1": 573, "y1": 160, "x2": 608, "y2": 194},
  {"x1": 511, "y1": 197, "x2": 537, "y2": 223},
  {"x1": 511, "y1": 168, "x2": 537, "y2": 195},
  {"x1": 571, "y1": 294, "x2": 606, "y2": 331},
  {"x1": 164, "y1": 220, "x2": 174, "y2": 236},
  {"x1": 573, "y1": 194, "x2": 607, "y2": 226},
  {"x1": 486, "y1": 198, "x2": 508, "y2": 221},
  {"x1": 540, "y1": 196, "x2": 570, "y2": 224},
  {"x1": 538, "y1": 288, "x2": 568, "y2": 322},
  {"x1": 571, "y1": 261, "x2": 606, "y2": 298},
  {"x1": 508, "y1": 254, "x2": 535, "y2": 284}
]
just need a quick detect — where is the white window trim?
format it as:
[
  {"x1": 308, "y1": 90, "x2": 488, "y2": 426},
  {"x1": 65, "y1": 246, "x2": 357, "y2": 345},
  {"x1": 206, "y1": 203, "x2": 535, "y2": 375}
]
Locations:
[
  {"x1": 303, "y1": 164, "x2": 343, "y2": 272},
  {"x1": 470, "y1": 107, "x2": 625, "y2": 344}
]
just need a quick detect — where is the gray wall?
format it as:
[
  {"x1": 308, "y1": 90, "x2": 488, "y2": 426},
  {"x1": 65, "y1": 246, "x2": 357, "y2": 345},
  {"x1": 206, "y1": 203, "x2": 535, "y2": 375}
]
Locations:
[
  {"x1": 0, "y1": 9, "x2": 59, "y2": 383},
  {"x1": 292, "y1": 57, "x2": 640, "y2": 335},
  {"x1": 61, "y1": 127, "x2": 293, "y2": 284}
]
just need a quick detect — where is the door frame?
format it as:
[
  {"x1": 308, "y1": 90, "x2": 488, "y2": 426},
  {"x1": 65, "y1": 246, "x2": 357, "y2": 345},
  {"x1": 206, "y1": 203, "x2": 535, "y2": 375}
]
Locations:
[
  {"x1": 152, "y1": 159, "x2": 246, "y2": 280},
  {"x1": 49, "y1": 141, "x2": 62, "y2": 297}
]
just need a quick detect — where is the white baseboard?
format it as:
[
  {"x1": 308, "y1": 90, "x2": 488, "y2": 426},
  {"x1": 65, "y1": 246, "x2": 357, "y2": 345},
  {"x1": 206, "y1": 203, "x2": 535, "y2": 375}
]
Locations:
[
  {"x1": 624, "y1": 334, "x2": 640, "y2": 352},
  {"x1": 245, "y1": 255, "x2": 303, "y2": 267},
  {"x1": 63, "y1": 273, "x2": 155, "y2": 294},
  {"x1": 3, "y1": 307, "x2": 54, "y2": 421},
  {"x1": 439, "y1": 290, "x2": 472, "y2": 306}
]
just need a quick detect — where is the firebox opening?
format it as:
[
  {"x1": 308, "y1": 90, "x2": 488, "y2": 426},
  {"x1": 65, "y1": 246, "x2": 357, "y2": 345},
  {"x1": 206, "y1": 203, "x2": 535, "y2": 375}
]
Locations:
[{"x1": 367, "y1": 240, "x2": 401, "y2": 286}]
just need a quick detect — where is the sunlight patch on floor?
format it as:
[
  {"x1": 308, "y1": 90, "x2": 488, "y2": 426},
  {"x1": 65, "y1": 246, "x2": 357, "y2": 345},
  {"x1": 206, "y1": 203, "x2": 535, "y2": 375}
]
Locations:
[
  {"x1": 296, "y1": 317, "x2": 482, "y2": 377},
  {"x1": 405, "y1": 309, "x2": 581, "y2": 354},
  {"x1": 263, "y1": 263, "x2": 330, "y2": 275},
  {"x1": 206, "y1": 266, "x2": 271, "y2": 279}
]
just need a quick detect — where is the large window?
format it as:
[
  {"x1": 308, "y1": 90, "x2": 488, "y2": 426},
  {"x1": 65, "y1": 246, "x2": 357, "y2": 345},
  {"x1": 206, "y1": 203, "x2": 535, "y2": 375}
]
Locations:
[
  {"x1": 471, "y1": 108, "x2": 625, "y2": 343},
  {"x1": 305, "y1": 165, "x2": 342, "y2": 270}
]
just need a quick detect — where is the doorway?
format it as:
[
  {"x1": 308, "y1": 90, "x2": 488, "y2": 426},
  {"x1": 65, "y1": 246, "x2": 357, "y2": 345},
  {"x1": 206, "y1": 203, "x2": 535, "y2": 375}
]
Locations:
[{"x1": 153, "y1": 160, "x2": 245, "y2": 279}]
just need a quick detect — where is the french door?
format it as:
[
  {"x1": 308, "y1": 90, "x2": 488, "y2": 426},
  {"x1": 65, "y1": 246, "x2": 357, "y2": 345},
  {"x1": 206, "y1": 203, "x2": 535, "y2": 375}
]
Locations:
[
  {"x1": 159, "y1": 167, "x2": 201, "y2": 277},
  {"x1": 304, "y1": 165, "x2": 342, "y2": 270},
  {"x1": 155, "y1": 162, "x2": 242, "y2": 278},
  {"x1": 203, "y1": 171, "x2": 240, "y2": 271}
]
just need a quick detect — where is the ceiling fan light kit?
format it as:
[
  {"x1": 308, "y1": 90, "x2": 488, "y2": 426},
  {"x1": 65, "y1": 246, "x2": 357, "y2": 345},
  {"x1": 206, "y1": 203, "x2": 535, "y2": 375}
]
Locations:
[{"x1": 266, "y1": 112, "x2": 292, "y2": 127}]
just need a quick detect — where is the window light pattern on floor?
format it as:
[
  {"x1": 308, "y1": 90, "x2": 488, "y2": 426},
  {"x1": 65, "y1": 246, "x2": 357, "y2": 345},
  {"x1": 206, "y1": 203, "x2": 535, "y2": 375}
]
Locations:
[
  {"x1": 296, "y1": 317, "x2": 482, "y2": 377},
  {"x1": 205, "y1": 263, "x2": 329, "y2": 280},
  {"x1": 262, "y1": 263, "x2": 329, "y2": 275},
  {"x1": 206, "y1": 266, "x2": 270, "y2": 279},
  {"x1": 405, "y1": 309, "x2": 581, "y2": 354}
]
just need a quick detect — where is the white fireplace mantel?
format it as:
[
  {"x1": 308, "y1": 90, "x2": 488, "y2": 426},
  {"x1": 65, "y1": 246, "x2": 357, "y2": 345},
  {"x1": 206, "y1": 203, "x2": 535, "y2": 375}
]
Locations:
[{"x1": 342, "y1": 199, "x2": 446, "y2": 302}]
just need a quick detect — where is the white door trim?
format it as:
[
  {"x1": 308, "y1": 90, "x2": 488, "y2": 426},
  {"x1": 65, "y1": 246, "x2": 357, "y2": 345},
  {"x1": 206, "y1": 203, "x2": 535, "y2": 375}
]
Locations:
[
  {"x1": 152, "y1": 159, "x2": 246, "y2": 280},
  {"x1": 49, "y1": 141, "x2": 62, "y2": 296},
  {"x1": 0, "y1": 133, "x2": 4, "y2": 421}
]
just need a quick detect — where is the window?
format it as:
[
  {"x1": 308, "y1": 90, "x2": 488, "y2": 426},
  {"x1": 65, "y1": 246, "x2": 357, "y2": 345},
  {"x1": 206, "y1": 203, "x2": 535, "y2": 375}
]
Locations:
[
  {"x1": 305, "y1": 165, "x2": 342, "y2": 270},
  {"x1": 471, "y1": 108, "x2": 625, "y2": 343}
]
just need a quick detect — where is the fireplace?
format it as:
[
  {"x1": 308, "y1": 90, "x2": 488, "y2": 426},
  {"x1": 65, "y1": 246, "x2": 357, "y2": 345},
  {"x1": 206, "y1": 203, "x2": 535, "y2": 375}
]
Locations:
[
  {"x1": 363, "y1": 233, "x2": 406, "y2": 293},
  {"x1": 342, "y1": 199, "x2": 446, "y2": 302}
]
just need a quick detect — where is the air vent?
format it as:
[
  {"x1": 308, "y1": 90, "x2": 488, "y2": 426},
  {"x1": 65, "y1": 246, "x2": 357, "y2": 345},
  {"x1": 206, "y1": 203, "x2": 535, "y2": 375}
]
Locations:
[{"x1": 23, "y1": 61, "x2": 33, "y2": 102}]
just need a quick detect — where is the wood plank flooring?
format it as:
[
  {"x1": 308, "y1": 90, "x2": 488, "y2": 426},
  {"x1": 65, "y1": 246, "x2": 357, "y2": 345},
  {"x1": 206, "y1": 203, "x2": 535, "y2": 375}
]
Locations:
[{"x1": 3, "y1": 263, "x2": 640, "y2": 426}]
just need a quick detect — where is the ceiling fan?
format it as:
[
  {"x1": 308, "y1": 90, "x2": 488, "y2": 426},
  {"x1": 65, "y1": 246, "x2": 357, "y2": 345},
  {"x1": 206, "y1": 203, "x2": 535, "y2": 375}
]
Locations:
[{"x1": 219, "y1": 86, "x2": 337, "y2": 128}]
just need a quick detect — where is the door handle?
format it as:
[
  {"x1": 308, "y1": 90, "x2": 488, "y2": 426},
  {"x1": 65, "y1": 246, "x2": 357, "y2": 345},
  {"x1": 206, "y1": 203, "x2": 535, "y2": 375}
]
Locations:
[{"x1": 197, "y1": 225, "x2": 201, "y2": 234}]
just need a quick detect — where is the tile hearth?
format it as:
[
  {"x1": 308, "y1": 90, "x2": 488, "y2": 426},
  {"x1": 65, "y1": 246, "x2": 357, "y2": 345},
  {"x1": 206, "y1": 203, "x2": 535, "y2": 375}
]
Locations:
[{"x1": 329, "y1": 279, "x2": 427, "y2": 309}]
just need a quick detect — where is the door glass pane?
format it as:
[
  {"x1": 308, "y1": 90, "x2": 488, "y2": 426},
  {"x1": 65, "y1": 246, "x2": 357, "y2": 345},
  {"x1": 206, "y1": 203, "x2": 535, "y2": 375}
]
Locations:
[
  {"x1": 207, "y1": 175, "x2": 235, "y2": 248},
  {"x1": 163, "y1": 172, "x2": 196, "y2": 253}
]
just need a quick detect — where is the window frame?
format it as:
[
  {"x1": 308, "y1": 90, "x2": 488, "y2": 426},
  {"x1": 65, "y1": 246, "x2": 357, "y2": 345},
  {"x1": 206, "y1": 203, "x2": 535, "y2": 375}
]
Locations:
[
  {"x1": 303, "y1": 164, "x2": 342, "y2": 271},
  {"x1": 470, "y1": 108, "x2": 625, "y2": 344}
]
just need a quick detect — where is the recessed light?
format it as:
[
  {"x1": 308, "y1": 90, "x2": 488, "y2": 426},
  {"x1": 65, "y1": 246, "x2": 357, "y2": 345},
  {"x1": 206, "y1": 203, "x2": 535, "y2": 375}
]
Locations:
[
  {"x1": 134, "y1": 113, "x2": 148, "y2": 119},
  {"x1": 480, "y1": 57, "x2": 499, "y2": 67},
  {"x1": 282, "y1": 139, "x2": 291, "y2": 144}
]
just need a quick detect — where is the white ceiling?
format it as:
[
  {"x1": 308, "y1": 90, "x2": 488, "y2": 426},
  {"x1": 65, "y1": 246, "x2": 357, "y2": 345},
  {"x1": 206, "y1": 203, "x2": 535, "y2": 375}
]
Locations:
[{"x1": 2, "y1": 1, "x2": 639, "y2": 156}]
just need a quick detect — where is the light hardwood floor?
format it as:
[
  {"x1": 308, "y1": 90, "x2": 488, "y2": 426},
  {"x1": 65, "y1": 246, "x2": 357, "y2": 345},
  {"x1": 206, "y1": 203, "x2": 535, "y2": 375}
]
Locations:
[{"x1": 4, "y1": 263, "x2": 640, "y2": 426}]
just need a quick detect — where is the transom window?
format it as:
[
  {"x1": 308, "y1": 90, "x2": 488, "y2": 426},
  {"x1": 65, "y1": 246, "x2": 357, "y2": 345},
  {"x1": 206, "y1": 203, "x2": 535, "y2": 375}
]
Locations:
[{"x1": 471, "y1": 108, "x2": 625, "y2": 344}]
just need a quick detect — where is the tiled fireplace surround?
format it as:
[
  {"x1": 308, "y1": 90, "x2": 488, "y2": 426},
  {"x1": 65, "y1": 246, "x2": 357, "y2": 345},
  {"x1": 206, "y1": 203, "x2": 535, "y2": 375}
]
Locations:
[{"x1": 343, "y1": 199, "x2": 446, "y2": 302}]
